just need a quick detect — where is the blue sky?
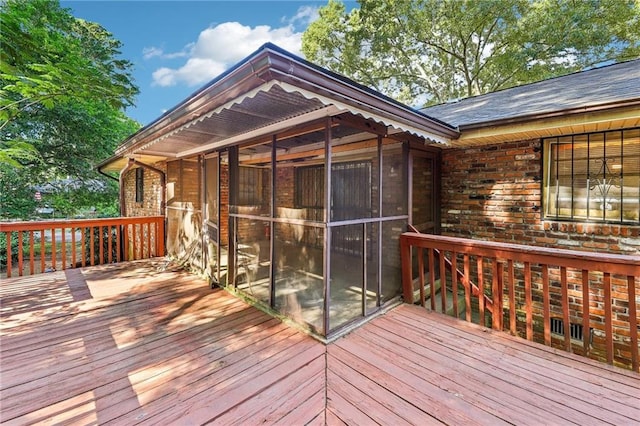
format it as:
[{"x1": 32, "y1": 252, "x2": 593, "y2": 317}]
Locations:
[{"x1": 61, "y1": 1, "x2": 355, "y2": 126}]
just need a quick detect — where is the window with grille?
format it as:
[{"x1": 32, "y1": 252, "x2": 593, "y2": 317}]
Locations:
[
  {"x1": 543, "y1": 129, "x2": 640, "y2": 224},
  {"x1": 295, "y1": 165, "x2": 324, "y2": 208},
  {"x1": 238, "y1": 166, "x2": 261, "y2": 205},
  {"x1": 135, "y1": 168, "x2": 144, "y2": 203}
]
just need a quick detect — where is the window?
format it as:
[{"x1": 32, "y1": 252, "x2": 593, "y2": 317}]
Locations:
[
  {"x1": 543, "y1": 129, "x2": 640, "y2": 224},
  {"x1": 238, "y1": 166, "x2": 261, "y2": 205},
  {"x1": 135, "y1": 168, "x2": 144, "y2": 203},
  {"x1": 295, "y1": 165, "x2": 324, "y2": 208}
]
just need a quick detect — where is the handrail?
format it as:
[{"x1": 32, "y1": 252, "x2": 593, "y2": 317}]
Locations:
[
  {"x1": 408, "y1": 225, "x2": 493, "y2": 319},
  {"x1": 400, "y1": 232, "x2": 640, "y2": 372},
  {"x1": 1, "y1": 216, "x2": 165, "y2": 277}
]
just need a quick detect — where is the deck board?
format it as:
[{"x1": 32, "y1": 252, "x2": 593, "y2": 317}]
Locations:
[
  {"x1": 1, "y1": 260, "x2": 638, "y2": 425},
  {"x1": 327, "y1": 305, "x2": 640, "y2": 425},
  {"x1": 0, "y1": 260, "x2": 325, "y2": 425}
]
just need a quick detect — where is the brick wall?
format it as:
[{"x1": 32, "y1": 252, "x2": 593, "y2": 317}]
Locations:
[
  {"x1": 440, "y1": 139, "x2": 639, "y2": 368},
  {"x1": 122, "y1": 165, "x2": 165, "y2": 217},
  {"x1": 441, "y1": 139, "x2": 640, "y2": 255}
]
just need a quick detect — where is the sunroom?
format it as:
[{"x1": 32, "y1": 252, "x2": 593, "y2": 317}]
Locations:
[{"x1": 104, "y1": 43, "x2": 458, "y2": 338}]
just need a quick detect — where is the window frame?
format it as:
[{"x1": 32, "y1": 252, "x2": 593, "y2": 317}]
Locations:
[
  {"x1": 542, "y1": 128, "x2": 640, "y2": 225},
  {"x1": 135, "y1": 167, "x2": 144, "y2": 203}
]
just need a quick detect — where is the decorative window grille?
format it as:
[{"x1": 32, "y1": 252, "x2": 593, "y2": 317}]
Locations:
[
  {"x1": 135, "y1": 168, "x2": 144, "y2": 203},
  {"x1": 543, "y1": 128, "x2": 640, "y2": 224}
]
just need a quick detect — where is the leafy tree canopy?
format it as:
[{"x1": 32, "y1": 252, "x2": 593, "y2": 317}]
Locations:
[
  {"x1": 0, "y1": 0, "x2": 140, "y2": 218},
  {"x1": 302, "y1": 0, "x2": 640, "y2": 106}
]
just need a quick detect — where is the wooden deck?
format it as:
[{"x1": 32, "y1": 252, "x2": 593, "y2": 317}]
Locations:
[{"x1": 1, "y1": 260, "x2": 638, "y2": 425}]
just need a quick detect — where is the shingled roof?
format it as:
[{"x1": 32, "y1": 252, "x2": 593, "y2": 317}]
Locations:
[{"x1": 421, "y1": 59, "x2": 640, "y2": 129}]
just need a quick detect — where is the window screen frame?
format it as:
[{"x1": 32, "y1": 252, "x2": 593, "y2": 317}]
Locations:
[{"x1": 542, "y1": 128, "x2": 640, "y2": 225}]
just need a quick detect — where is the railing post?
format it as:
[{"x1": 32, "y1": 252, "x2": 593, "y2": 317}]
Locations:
[{"x1": 400, "y1": 235, "x2": 414, "y2": 304}]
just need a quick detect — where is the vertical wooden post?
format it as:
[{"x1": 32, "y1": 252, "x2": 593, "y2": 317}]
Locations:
[
  {"x1": 464, "y1": 254, "x2": 471, "y2": 323},
  {"x1": 477, "y1": 256, "x2": 485, "y2": 327},
  {"x1": 99, "y1": 225, "x2": 104, "y2": 265},
  {"x1": 525, "y1": 262, "x2": 532, "y2": 340},
  {"x1": 451, "y1": 253, "x2": 459, "y2": 318},
  {"x1": 29, "y1": 231, "x2": 35, "y2": 275},
  {"x1": 582, "y1": 270, "x2": 590, "y2": 357},
  {"x1": 561, "y1": 266, "x2": 571, "y2": 351},
  {"x1": 6, "y1": 232, "x2": 12, "y2": 278},
  {"x1": 542, "y1": 265, "x2": 550, "y2": 346},
  {"x1": 508, "y1": 260, "x2": 516, "y2": 335},
  {"x1": 428, "y1": 248, "x2": 436, "y2": 311},
  {"x1": 17, "y1": 232, "x2": 23, "y2": 276},
  {"x1": 440, "y1": 250, "x2": 447, "y2": 313},
  {"x1": 61, "y1": 226, "x2": 66, "y2": 270},
  {"x1": 418, "y1": 247, "x2": 425, "y2": 307},
  {"x1": 627, "y1": 275, "x2": 638, "y2": 372},
  {"x1": 603, "y1": 272, "x2": 613, "y2": 364}
]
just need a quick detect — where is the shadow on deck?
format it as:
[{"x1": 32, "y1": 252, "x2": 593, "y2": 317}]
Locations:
[{"x1": 1, "y1": 260, "x2": 638, "y2": 424}]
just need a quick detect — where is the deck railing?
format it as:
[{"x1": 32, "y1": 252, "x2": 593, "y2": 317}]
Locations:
[
  {"x1": 1, "y1": 216, "x2": 165, "y2": 278},
  {"x1": 400, "y1": 232, "x2": 640, "y2": 372}
]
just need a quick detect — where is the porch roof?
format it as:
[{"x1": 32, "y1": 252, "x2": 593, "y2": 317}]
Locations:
[{"x1": 101, "y1": 43, "x2": 457, "y2": 172}]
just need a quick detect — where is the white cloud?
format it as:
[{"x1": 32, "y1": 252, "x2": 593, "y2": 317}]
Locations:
[
  {"x1": 286, "y1": 5, "x2": 320, "y2": 27},
  {"x1": 150, "y1": 20, "x2": 306, "y2": 88},
  {"x1": 143, "y1": 45, "x2": 191, "y2": 60}
]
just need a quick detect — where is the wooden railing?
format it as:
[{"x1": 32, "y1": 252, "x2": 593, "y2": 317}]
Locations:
[
  {"x1": 1, "y1": 216, "x2": 165, "y2": 278},
  {"x1": 400, "y1": 232, "x2": 640, "y2": 372}
]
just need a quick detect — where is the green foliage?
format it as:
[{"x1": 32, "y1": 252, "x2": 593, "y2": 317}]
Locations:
[
  {"x1": 302, "y1": 0, "x2": 640, "y2": 106},
  {"x1": 0, "y1": 0, "x2": 138, "y2": 127},
  {"x1": 0, "y1": 0, "x2": 141, "y2": 218}
]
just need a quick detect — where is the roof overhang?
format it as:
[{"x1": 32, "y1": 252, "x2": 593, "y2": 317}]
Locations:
[
  {"x1": 450, "y1": 101, "x2": 640, "y2": 147},
  {"x1": 109, "y1": 44, "x2": 457, "y2": 167}
]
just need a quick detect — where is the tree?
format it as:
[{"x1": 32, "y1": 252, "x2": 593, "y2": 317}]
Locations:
[
  {"x1": 302, "y1": 0, "x2": 640, "y2": 106},
  {"x1": 0, "y1": 0, "x2": 140, "y2": 218}
]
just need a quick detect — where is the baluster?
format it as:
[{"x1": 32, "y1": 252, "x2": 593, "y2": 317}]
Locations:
[
  {"x1": 428, "y1": 248, "x2": 436, "y2": 311},
  {"x1": 418, "y1": 247, "x2": 425, "y2": 307},
  {"x1": 477, "y1": 256, "x2": 485, "y2": 327},
  {"x1": 61, "y1": 226, "x2": 66, "y2": 270},
  {"x1": 451, "y1": 253, "x2": 459, "y2": 318},
  {"x1": 6, "y1": 232, "x2": 12, "y2": 278},
  {"x1": 17, "y1": 231, "x2": 23, "y2": 276},
  {"x1": 627, "y1": 275, "x2": 638, "y2": 372},
  {"x1": 581, "y1": 270, "x2": 590, "y2": 357},
  {"x1": 89, "y1": 226, "x2": 95, "y2": 266},
  {"x1": 492, "y1": 260, "x2": 502, "y2": 330},
  {"x1": 508, "y1": 259, "x2": 516, "y2": 335},
  {"x1": 29, "y1": 231, "x2": 35, "y2": 275},
  {"x1": 464, "y1": 254, "x2": 471, "y2": 322},
  {"x1": 146, "y1": 222, "x2": 151, "y2": 258},
  {"x1": 116, "y1": 224, "x2": 121, "y2": 263},
  {"x1": 440, "y1": 250, "x2": 447, "y2": 313},
  {"x1": 40, "y1": 229, "x2": 45, "y2": 273},
  {"x1": 603, "y1": 272, "x2": 612, "y2": 364},
  {"x1": 132, "y1": 223, "x2": 138, "y2": 260},
  {"x1": 561, "y1": 266, "x2": 571, "y2": 351},
  {"x1": 108, "y1": 225, "x2": 113, "y2": 263},
  {"x1": 71, "y1": 226, "x2": 77, "y2": 268},
  {"x1": 542, "y1": 265, "x2": 550, "y2": 346},
  {"x1": 81, "y1": 227, "x2": 86, "y2": 267},
  {"x1": 525, "y1": 262, "x2": 532, "y2": 340},
  {"x1": 99, "y1": 225, "x2": 104, "y2": 265},
  {"x1": 50, "y1": 228, "x2": 56, "y2": 271}
]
